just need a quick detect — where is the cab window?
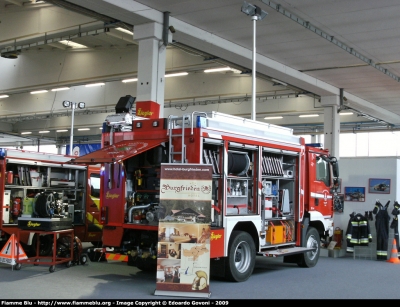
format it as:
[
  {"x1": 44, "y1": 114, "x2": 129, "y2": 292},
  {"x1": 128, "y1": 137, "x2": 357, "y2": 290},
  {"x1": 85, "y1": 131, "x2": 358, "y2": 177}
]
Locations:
[{"x1": 316, "y1": 157, "x2": 330, "y2": 187}]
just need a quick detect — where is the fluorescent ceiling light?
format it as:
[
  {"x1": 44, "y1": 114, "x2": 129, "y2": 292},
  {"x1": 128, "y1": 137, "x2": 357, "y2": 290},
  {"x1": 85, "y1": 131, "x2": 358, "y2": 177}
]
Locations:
[
  {"x1": 39, "y1": 131, "x2": 50, "y2": 134},
  {"x1": 271, "y1": 78, "x2": 288, "y2": 86},
  {"x1": 51, "y1": 87, "x2": 70, "y2": 92},
  {"x1": 85, "y1": 83, "x2": 105, "y2": 87},
  {"x1": 59, "y1": 40, "x2": 88, "y2": 49},
  {"x1": 299, "y1": 114, "x2": 319, "y2": 118},
  {"x1": 165, "y1": 72, "x2": 188, "y2": 78},
  {"x1": 78, "y1": 128, "x2": 90, "y2": 131},
  {"x1": 30, "y1": 90, "x2": 48, "y2": 94},
  {"x1": 0, "y1": 95, "x2": 9, "y2": 99},
  {"x1": 340, "y1": 112, "x2": 353, "y2": 116},
  {"x1": 21, "y1": 132, "x2": 32, "y2": 135},
  {"x1": 264, "y1": 116, "x2": 283, "y2": 120},
  {"x1": 122, "y1": 78, "x2": 138, "y2": 83},
  {"x1": 204, "y1": 67, "x2": 231, "y2": 73},
  {"x1": 56, "y1": 129, "x2": 68, "y2": 132},
  {"x1": 116, "y1": 27, "x2": 133, "y2": 35}
]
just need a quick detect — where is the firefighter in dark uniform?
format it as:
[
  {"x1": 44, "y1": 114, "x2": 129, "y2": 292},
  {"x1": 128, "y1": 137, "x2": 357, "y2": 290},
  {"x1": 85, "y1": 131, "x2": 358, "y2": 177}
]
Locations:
[
  {"x1": 390, "y1": 201, "x2": 400, "y2": 256},
  {"x1": 373, "y1": 200, "x2": 391, "y2": 260}
]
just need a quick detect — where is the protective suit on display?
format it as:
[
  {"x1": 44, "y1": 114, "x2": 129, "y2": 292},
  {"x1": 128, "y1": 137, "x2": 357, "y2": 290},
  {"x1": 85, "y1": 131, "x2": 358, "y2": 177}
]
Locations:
[
  {"x1": 373, "y1": 200, "x2": 391, "y2": 260},
  {"x1": 390, "y1": 201, "x2": 400, "y2": 255},
  {"x1": 346, "y1": 212, "x2": 372, "y2": 253}
]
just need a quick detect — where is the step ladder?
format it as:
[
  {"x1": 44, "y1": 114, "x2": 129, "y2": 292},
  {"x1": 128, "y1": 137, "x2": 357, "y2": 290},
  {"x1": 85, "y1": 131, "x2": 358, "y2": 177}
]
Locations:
[{"x1": 167, "y1": 114, "x2": 191, "y2": 163}]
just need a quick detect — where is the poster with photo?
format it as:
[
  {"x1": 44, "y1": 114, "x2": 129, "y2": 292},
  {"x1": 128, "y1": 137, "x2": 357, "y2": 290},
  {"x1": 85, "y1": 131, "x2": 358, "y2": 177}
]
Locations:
[{"x1": 154, "y1": 163, "x2": 212, "y2": 298}]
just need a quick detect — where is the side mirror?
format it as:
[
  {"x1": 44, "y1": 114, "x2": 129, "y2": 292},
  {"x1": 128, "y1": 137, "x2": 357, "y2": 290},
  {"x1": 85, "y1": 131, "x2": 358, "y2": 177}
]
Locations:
[{"x1": 332, "y1": 161, "x2": 339, "y2": 178}]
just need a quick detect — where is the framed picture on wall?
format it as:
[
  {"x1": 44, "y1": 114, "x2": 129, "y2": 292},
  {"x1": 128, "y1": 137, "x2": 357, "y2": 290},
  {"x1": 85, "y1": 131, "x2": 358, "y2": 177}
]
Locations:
[
  {"x1": 344, "y1": 187, "x2": 365, "y2": 202},
  {"x1": 369, "y1": 178, "x2": 390, "y2": 194}
]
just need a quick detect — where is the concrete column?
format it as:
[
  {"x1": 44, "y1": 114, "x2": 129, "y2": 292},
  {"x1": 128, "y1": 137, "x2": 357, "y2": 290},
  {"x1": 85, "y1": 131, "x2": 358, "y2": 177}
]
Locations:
[
  {"x1": 134, "y1": 22, "x2": 170, "y2": 118},
  {"x1": 321, "y1": 95, "x2": 340, "y2": 159}
]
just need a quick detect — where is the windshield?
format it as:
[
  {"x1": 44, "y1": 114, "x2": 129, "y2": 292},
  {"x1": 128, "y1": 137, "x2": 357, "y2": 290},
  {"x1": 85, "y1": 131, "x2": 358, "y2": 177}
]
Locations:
[{"x1": 316, "y1": 156, "x2": 330, "y2": 187}]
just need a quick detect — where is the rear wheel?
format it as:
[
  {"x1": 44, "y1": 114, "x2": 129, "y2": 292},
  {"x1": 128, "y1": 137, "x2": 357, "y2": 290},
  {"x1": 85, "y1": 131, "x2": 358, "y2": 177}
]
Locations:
[
  {"x1": 225, "y1": 231, "x2": 255, "y2": 282},
  {"x1": 297, "y1": 226, "x2": 320, "y2": 268}
]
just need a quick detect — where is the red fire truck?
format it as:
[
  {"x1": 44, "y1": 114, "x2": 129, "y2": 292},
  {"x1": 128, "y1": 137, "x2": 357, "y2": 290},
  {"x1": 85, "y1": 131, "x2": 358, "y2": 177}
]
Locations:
[
  {"x1": 71, "y1": 100, "x2": 339, "y2": 282},
  {"x1": 0, "y1": 148, "x2": 101, "y2": 255}
]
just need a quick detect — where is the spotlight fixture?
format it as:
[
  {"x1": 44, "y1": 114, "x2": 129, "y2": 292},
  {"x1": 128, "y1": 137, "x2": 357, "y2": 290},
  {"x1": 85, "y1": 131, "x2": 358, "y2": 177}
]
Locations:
[
  {"x1": 62, "y1": 100, "x2": 71, "y2": 108},
  {"x1": 241, "y1": 1, "x2": 268, "y2": 120},
  {"x1": 241, "y1": 1, "x2": 268, "y2": 20}
]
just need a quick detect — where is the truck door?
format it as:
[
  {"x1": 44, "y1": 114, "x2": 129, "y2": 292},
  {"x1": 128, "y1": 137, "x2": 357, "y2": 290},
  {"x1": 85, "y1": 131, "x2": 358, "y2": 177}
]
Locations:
[
  {"x1": 308, "y1": 152, "x2": 333, "y2": 216},
  {"x1": 101, "y1": 161, "x2": 125, "y2": 224}
]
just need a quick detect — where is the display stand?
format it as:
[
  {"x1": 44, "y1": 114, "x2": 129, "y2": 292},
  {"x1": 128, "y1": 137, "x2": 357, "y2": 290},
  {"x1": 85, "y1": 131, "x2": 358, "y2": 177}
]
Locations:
[{"x1": 15, "y1": 229, "x2": 74, "y2": 272}]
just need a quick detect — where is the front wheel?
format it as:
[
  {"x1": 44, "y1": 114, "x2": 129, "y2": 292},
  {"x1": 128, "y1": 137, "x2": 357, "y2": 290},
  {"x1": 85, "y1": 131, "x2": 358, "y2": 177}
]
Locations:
[
  {"x1": 225, "y1": 231, "x2": 256, "y2": 282},
  {"x1": 297, "y1": 226, "x2": 320, "y2": 268}
]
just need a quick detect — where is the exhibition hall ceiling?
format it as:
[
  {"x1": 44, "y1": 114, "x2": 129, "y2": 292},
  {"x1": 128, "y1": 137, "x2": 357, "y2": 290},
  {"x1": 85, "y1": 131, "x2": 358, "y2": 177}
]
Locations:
[{"x1": 1, "y1": 0, "x2": 400, "y2": 145}]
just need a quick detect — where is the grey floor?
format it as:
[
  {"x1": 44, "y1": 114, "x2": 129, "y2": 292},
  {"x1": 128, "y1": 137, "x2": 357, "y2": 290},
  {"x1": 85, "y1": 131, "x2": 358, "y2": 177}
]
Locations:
[{"x1": 1, "y1": 245, "x2": 400, "y2": 300}]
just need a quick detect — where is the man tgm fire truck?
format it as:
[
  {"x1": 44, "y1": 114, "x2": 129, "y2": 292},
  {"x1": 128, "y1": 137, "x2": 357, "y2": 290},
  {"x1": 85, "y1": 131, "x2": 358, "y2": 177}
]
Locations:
[
  {"x1": 71, "y1": 100, "x2": 339, "y2": 282},
  {"x1": 0, "y1": 148, "x2": 101, "y2": 255}
]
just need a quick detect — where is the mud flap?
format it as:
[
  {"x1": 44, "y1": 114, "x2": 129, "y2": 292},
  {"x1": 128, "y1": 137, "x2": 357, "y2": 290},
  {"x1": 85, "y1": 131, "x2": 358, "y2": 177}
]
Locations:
[{"x1": 210, "y1": 257, "x2": 226, "y2": 279}]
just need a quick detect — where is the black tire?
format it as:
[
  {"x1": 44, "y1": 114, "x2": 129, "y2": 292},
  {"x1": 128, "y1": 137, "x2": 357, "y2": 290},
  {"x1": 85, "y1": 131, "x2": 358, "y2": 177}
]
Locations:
[
  {"x1": 136, "y1": 257, "x2": 156, "y2": 272},
  {"x1": 66, "y1": 261, "x2": 72, "y2": 268},
  {"x1": 14, "y1": 263, "x2": 21, "y2": 270},
  {"x1": 225, "y1": 231, "x2": 256, "y2": 282},
  {"x1": 32, "y1": 234, "x2": 53, "y2": 256},
  {"x1": 49, "y1": 265, "x2": 55, "y2": 273},
  {"x1": 297, "y1": 226, "x2": 320, "y2": 268},
  {"x1": 80, "y1": 253, "x2": 88, "y2": 265}
]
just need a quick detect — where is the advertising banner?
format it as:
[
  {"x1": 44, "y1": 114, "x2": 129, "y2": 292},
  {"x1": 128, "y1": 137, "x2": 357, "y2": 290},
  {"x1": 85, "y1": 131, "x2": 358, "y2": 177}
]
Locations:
[
  {"x1": 154, "y1": 164, "x2": 212, "y2": 298},
  {"x1": 66, "y1": 143, "x2": 101, "y2": 156}
]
